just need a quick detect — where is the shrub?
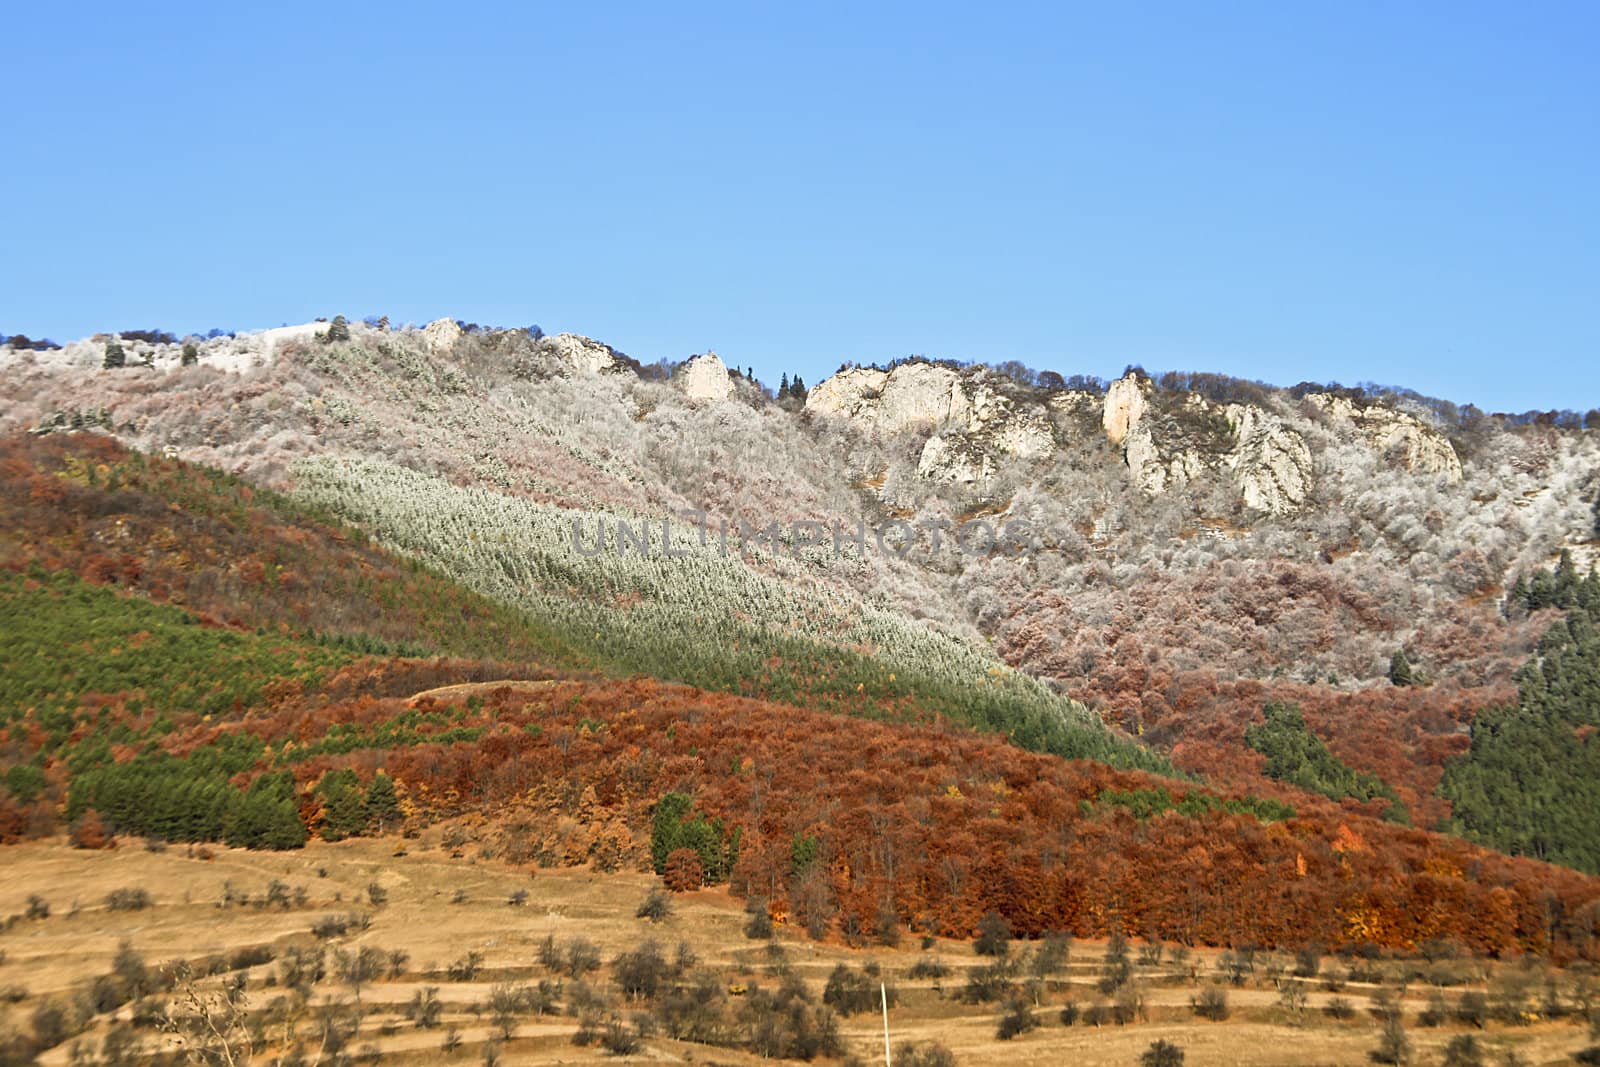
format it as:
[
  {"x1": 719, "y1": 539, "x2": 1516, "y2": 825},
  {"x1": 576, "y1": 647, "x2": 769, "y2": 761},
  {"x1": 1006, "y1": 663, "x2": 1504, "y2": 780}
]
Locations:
[
  {"x1": 613, "y1": 940, "x2": 668, "y2": 1000},
  {"x1": 743, "y1": 897, "x2": 774, "y2": 939},
  {"x1": 228, "y1": 945, "x2": 275, "y2": 970},
  {"x1": 600, "y1": 1019, "x2": 641, "y2": 1055},
  {"x1": 488, "y1": 983, "x2": 528, "y2": 1039},
  {"x1": 974, "y1": 911, "x2": 1011, "y2": 957},
  {"x1": 1455, "y1": 990, "x2": 1488, "y2": 1028},
  {"x1": 742, "y1": 975, "x2": 843, "y2": 1060},
  {"x1": 1370, "y1": 1013, "x2": 1410, "y2": 1065},
  {"x1": 996, "y1": 996, "x2": 1038, "y2": 1040},
  {"x1": 106, "y1": 887, "x2": 152, "y2": 911},
  {"x1": 908, "y1": 958, "x2": 949, "y2": 981},
  {"x1": 823, "y1": 964, "x2": 878, "y2": 1016},
  {"x1": 312, "y1": 915, "x2": 351, "y2": 940},
  {"x1": 1418, "y1": 990, "x2": 1449, "y2": 1027},
  {"x1": 1442, "y1": 1034, "x2": 1486, "y2": 1067},
  {"x1": 1217, "y1": 948, "x2": 1253, "y2": 986},
  {"x1": 537, "y1": 934, "x2": 562, "y2": 971},
  {"x1": 1142, "y1": 1039, "x2": 1185, "y2": 1067},
  {"x1": 636, "y1": 886, "x2": 672, "y2": 923},
  {"x1": 1318, "y1": 998, "x2": 1356, "y2": 1023},
  {"x1": 446, "y1": 951, "x2": 483, "y2": 982},
  {"x1": 874, "y1": 904, "x2": 902, "y2": 947},
  {"x1": 1059, "y1": 1001, "x2": 1080, "y2": 1026},
  {"x1": 961, "y1": 961, "x2": 1015, "y2": 1004},
  {"x1": 406, "y1": 987, "x2": 443, "y2": 1029},
  {"x1": 366, "y1": 882, "x2": 388, "y2": 906},
  {"x1": 893, "y1": 1042, "x2": 957, "y2": 1067},
  {"x1": 32, "y1": 1000, "x2": 71, "y2": 1048},
  {"x1": 509, "y1": 889, "x2": 530, "y2": 907},
  {"x1": 1112, "y1": 985, "x2": 1144, "y2": 1025},
  {"x1": 1191, "y1": 986, "x2": 1229, "y2": 1021},
  {"x1": 658, "y1": 971, "x2": 727, "y2": 1040},
  {"x1": 25, "y1": 895, "x2": 49, "y2": 920},
  {"x1": 564, "y1": 938, "x2": 601, "y2": 980},
  {"x1": 71, "y1": 810, "x2": 114, "y2": 850}
]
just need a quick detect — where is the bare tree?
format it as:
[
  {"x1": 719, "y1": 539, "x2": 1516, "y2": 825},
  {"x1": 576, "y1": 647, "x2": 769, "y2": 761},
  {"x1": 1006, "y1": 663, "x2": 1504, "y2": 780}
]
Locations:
[{"x1": 159, "y1": 963, "x2": 257, "y2": 1067}]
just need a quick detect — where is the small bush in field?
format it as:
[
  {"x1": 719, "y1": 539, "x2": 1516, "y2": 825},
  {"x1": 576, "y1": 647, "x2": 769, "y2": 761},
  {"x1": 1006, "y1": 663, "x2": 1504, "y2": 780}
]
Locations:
[
  {"x1": 636, "y1": 886, "x2": 672, "y2": 923},
  {"x1": 894, "y1": 1041, "x2": 957, "y2": 1067},
  {"x1": 106, "y1": 888, "x2": 151, "y2": 911},
  {"x1": 1191, "y1": 986, "x2": 1229, "y2": 1021},
  {"x1": 996, "y1": 996, "x2": 1038, "y2": 1040},
  {"x1": 743, "y1": 897, "x2": 774, "y2": 939},
  {"x1": 975, "y1": 911, "x2": 1011, "y2": 957}
]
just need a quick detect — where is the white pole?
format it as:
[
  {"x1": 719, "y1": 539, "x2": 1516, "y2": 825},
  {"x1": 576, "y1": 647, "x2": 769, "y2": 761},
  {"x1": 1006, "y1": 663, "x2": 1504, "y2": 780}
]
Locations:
[{"x1": 881, "y1": 981, "x2": 892, "y2": 1067}]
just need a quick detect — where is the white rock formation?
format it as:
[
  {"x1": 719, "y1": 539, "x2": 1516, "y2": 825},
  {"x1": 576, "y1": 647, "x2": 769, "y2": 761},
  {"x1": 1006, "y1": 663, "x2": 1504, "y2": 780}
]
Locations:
[
  {"x1": 805, "y1": 367, "x2": 888, "y2": 422},
  {"x1": 808, "y1": 362, "x2": 1058, "y2": 486},
  {"x1": 917, "y1": 434, "x2": 993, "y2": 484},
  {"x1": 1122, "y1": 423, "x2": 1210, "y2": 494},
  {"x1": 1101, "y1": 375, "x2": 1149, "y2": 444},
  {"x1": 679, "y1": 351, "x2": 734, "y2": 402},
  {"x1": 968, "y1": 384, "x2": 1055, "y2": 458},
  {"x1": 534, "y1": 333, "x2": 621, "y2": 376},
  {"x1": 876, "y1": 362, "x2": 972, "y2": 434},
  {"x1": 422, "y1": 318, "x2": 463, "y2": 353},
  {"x1": 806, "y1": 362, "x2": 971, "y2": 434},
  {"x1": 1306, "y1": 393, "x2": 1462, "y2": 482},
  {"x1": 1225, "y1": 405, "x2": 1315, "y2": 514},
  {"x1": 1098, "y1": 373, "x2": 1313, "y2": 514}
]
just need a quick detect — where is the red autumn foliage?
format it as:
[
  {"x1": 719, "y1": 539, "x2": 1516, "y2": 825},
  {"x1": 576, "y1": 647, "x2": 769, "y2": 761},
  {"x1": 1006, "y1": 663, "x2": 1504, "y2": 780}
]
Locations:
[
  {"x1": 663, "y1": 848, "x2": 705, "y2": 892},
  {"x1": 69, "y1": 808, "x2": 114, "y2": 850},
  {"x1": 233, "y1": 667, "x2": 1600, "y2": 959}
]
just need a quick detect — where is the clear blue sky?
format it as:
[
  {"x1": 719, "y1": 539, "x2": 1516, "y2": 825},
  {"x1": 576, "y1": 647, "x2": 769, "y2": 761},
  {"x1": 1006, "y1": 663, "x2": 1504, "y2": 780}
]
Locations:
[{"x1": 4, "y1": 2, "x2": 1596, "y2": 412}]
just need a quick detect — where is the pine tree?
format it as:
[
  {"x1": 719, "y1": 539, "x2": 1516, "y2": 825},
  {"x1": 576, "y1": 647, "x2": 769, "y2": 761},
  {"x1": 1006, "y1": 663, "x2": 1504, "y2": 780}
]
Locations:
[
  {"x1": 322, "y1": 785, "x2": 367, "y2": 841},
  {"x1": 181, "y1": 342, "x2": 199, "y2": 366},
  {"x1": 317, "y1": 769, "x2": 368, "y2": 841},
  {"x1": 780, "y1": 372, "x2": 790, "y2": 396},
  {"x1": 325, "y1": 315, "x2": 351, "y2": 342},
  {"x1": 366, "y1": 772, "x2": 400, "y2": 831},
  {"x1": 1389, "y1": 649, "x2": 1415, "y2": 687},
  {"x1": 103, "y1": 339, "x2": 126, "y2": 369}
]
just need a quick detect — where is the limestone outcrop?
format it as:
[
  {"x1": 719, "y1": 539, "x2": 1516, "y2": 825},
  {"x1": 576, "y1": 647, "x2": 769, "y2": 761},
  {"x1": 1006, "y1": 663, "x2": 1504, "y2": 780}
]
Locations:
[
  {"x1": 422, "y1": 318, "x2": 463, "y2": 353},
  {"x1": 807, "y1": 361, "x2": 1060, "y2": 484},
  {"x1": 678, "y1": 351, "x2": 734, "y2": 402},
  {"x1": 1306, "y1": 393, "x2": 1462, "y2": 482},
  {"x1": 532, "y1": 333, "x2": 622, "y2": 376},
  {"x1": 1095, "y1": 374, "x2": 1314, "y2": 515}
]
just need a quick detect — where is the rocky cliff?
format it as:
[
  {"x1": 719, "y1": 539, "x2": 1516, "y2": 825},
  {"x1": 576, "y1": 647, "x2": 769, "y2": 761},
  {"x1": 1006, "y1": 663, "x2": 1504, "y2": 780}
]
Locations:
[{"x1": 804, "y1": 361, "x2": 1463, "y2": 516}]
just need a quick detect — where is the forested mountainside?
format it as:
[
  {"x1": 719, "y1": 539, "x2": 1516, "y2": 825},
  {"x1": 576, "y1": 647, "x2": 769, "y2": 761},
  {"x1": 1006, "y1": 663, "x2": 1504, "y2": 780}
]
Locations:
[
  {"x1": 4, "y1": 434, "x2": 1600, "y2": 959},
  {"x1": 2, "y1": 318, "x2": 1599, "y2": 936}
]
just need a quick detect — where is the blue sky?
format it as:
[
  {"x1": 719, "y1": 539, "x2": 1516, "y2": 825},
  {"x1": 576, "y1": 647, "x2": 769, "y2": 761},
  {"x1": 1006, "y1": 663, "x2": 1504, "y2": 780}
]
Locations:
[{"x1": 3, "y1": 2, "x2": 1596, "y2": 412}]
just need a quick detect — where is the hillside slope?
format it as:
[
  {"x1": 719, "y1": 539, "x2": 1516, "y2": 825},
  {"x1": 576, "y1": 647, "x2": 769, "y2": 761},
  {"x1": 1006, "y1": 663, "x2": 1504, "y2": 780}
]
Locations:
[
  {"x1": 3, "y1": 434, "x2": 1600, "y2": 959},
  {"x1": 3, "y1": 321, "x2": 1600, "y2": 879}
]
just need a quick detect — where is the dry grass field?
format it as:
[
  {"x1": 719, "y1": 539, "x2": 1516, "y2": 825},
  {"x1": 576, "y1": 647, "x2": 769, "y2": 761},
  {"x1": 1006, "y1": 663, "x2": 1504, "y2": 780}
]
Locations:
[{"x1": 2, "y1": 832, "x2": 1596, "y2": 1066}]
